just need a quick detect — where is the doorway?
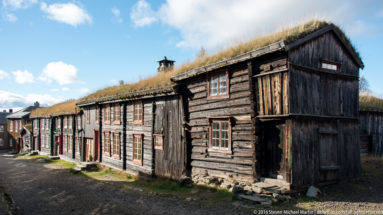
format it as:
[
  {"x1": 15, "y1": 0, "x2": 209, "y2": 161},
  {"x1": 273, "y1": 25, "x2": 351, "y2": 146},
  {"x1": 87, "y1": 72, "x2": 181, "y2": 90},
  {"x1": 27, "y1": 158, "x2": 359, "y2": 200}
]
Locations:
[{"x1": 261, "y1": 122, "x2": 284, "y2": 179}]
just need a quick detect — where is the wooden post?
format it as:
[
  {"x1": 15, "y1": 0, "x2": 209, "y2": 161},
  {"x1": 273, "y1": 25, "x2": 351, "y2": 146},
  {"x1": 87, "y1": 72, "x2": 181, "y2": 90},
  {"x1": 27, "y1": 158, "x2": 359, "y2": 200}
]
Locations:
[
  {"x1": 122, "y1": 102, "x2": 127, "y2": 170},
  {"x1": 37, "y1": 118, "x2": 41, "y2": 151},
  {"x1": 248, "y1": 61, "x2": 259, "y2": 181},
  {"x1": 98, "y1": 104, "x2": 103, "y2": 163},
  {"x1": 72, "y1": 115, "x2": 76, "y2": 159},
  {"x1": 50, "y1": 117, "x2": 54, "y2": 156}
]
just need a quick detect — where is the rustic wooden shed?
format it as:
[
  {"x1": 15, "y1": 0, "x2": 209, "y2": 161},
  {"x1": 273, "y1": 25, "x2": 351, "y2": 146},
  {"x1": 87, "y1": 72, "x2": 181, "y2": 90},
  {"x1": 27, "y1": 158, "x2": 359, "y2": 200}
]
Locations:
[
  {"x1": 171, "y1": 20, "x2": 364, "y2": 189},
  {"x1": 359, "y1": 110, "x2": 383, "y2": 156}
]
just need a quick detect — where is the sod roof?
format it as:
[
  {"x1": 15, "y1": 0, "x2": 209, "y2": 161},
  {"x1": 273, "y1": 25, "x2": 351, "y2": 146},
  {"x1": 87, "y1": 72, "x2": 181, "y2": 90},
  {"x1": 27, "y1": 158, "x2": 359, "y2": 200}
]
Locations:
[
  {"x1": 359, "y1": 94, "x2": 383, "y2": 112},
  {"x1": 30, "y1": 100, "x2": 80, "y2": 118},
  {"x1": 78, "y1": 20, "x2": 361, "y2": 104}
]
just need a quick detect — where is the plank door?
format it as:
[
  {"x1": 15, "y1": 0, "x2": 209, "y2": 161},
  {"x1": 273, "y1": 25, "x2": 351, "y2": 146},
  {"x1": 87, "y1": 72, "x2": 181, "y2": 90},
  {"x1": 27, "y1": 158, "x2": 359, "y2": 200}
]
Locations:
[
  {"x1": 154, "y1": 99, "x2": 185, "y2": 180},
  {"x1": 319, "y1": 128, "x2": 339, "y2": 182},
  {"x1": 94, "y1": 130, "x2": 99, "y2": 161}
]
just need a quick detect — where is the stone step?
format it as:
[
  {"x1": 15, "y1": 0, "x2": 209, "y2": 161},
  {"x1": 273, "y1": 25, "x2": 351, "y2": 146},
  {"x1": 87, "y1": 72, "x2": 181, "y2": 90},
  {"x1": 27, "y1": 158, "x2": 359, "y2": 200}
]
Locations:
[
  {"x1": 238, "y1": 194, "x2": 272, "y2": 206},
  {"x1": 48, "y1": 156, "x2": 60, "y2": 160},
  {"x1": 260, "y1": 177, "x2": 290, "y2": 187}
]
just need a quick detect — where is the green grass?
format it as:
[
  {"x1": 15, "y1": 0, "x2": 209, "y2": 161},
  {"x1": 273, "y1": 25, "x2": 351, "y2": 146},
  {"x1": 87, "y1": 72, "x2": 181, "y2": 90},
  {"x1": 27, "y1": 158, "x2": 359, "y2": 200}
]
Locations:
[
  {"x1": 46, "y1": 159, "x2": 76, "y2": 169},
  {"x1": 359, "y1": 94, "x2": 383, "y2": 111},
  {"x1": 14, "y1": 152, "x2": 28, "y2": 157}
]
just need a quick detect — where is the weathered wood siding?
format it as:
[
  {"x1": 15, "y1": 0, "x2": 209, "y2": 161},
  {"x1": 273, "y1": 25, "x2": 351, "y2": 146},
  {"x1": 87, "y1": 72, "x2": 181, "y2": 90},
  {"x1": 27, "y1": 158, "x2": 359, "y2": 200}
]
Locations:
[
  {"x1": 126, "y1": 100, "x2": 154, "y2": 175},
  {"x1": 185, "y1": 63, "x2": 254, "y2": 181},
  {"x1": 39, "y1": 118, "x2": 51, "y2": 155},
  {"x1": 153, "y1": 96, "x2": 185, "y2": 179},
  {"x1": 288, "y1": 31, "x2": 361, "y2": 187},
  {"x1": 360, "y1": 111, "x2": 383, "y2": 156}
]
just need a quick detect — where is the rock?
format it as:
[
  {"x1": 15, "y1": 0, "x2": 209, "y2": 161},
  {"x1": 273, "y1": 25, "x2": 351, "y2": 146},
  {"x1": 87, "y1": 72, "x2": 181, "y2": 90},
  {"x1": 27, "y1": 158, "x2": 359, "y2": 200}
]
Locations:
[
  {"x1": 220, "y1": 183, "x2": 231, "y2": 189},
  {"x1": 243, "y1": 185, "x2": 252, "y2": 192},
  {"x1": 261, "y1": 199, "x2": 272, "y2": 207},
  {"x1": 208, "y1": 176, "x2": 220, "y2": 185},
  {"x1": 185, "y1": 197, "x2": 192, "y2": 202},
  {"x1": 179, "y1": 176, "x2": 192, "y2": 185},
  {"x1": 306, "y1": 186, "x2": 320, "y2": 198},
  {"x1": 251, "y1": 186, "x2": 263, "y2": 194},
  {"x1": 277, "y1": 194, "x2": 291, "y2": 201},
  {"x1": 232, "y1": 185, "x2": 244, "y2": 199},
  {"x1": 238, "y1": 194, "x2": 271, "y2": 205}
]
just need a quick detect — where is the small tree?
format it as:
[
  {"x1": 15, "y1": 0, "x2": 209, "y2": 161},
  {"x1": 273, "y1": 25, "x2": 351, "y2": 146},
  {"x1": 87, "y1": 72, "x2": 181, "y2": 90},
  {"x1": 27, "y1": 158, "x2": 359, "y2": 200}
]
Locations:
[
  {"x1": 359, "y1": 76, "x2": 370, "y2": 93},
  {"x1": 196, "y1": 47, "x2": 207, "y2": 59}
]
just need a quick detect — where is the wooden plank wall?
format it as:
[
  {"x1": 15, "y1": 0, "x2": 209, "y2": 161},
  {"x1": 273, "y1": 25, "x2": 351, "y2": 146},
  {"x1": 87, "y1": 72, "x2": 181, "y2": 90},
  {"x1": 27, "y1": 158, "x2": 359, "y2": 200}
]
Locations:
[
  {"x1": 288, "y1": 31, "x2": 361, "y2": 187},
  {"x1": 126, "y1": 100, "x2": 154, "y2": 175},
  {"x1": 153, "y1": 96, "x2": 185, "y2": 179},
  {"x1": 359, "y1": 111, "x2": 383, "y2": 156},
  {"x1": 186, "y1": 63, "x2": 254, "y2": 181}
]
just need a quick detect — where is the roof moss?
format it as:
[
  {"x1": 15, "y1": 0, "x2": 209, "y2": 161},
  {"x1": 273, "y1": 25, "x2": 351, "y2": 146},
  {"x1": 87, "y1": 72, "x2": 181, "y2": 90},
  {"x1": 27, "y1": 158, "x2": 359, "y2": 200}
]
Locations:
[
  {"x1": 80, "y1": 20, "x2": 360, "y2": 103},
  {"x1": 359, "y1": 94, "x2": 383, "y2": 112},
  {"x1": 30, "y1": 100, "x2": 81, "y2": 117}
]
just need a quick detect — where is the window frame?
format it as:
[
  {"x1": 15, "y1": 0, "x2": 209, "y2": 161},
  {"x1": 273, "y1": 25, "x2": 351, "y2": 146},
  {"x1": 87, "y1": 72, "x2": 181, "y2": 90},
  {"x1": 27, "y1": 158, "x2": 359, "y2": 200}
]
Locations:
[
  {"x1": 15, "y1": 120, "x2": 18, "y2": 132},
  {"x1": 103, "y1": 131, "x2": 111, "y2": 156},
  {"x1": 132, "y1": 133, "x2": 143, "y2": 165},
  {"x1": 153, "y1": 134, "x2": 164, "y2": 150},
  {"x1": 321, "y1": 60, "x2": 340, "y2": 71},
  {"x1": 9, "y1": 120, "x2": 13, "y2": 132},
  {"x1": 34, "y1": 119, "x2": 38, "y2": 129},
  {"x1": 95, "y1": 106, "x2": 99, "y2": 123},
  {"x1": 86, "y1": 107, "x2": 90, "y2": 124},
  {"x1": 112, "y1": 132, "x2": 121, "y2": 159},
  {"x1": 133, "y1": 101, "x2": 143, "y2": 125},
  {"x1": 208, "y1": 118, "x2": 232, "y2": 154},
  {"x1": 207, "y1": 69, "x2": 230, "y2": 100}
]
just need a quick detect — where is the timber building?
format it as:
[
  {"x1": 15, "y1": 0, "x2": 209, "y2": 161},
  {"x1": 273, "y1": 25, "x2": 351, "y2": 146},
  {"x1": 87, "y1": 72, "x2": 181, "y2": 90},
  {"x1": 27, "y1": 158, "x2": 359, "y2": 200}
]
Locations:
[{"x1": 29, "y1": 20, "x2": 364, "y2": 190}]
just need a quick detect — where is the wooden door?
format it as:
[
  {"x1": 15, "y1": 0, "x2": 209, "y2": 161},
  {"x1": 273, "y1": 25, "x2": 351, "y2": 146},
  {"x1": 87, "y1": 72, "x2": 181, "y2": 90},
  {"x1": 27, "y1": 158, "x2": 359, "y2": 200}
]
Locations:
[
  {"x1": 86, "y1": 138, "x2": 94, "y2": 161},
  {"x1": 94, "y1": 130, "x2": 99, "y2": 161},
  {"x1": 154, "y1": 98, "x2": 185, "y2": 180},
  {"x1": 319, "y1": 128, "x2": 339, "y2": 182}
]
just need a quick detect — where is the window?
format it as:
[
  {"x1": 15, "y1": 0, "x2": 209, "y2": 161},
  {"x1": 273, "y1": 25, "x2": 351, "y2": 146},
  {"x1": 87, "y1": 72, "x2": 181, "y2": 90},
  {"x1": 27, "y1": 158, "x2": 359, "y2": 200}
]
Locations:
[
  {"x1": 104, "y1": 105, "x2": 111, "y2": 124},
  {"x1": 208, "y1": 70, "x2": 229, "y2": 98},
  {"x1": 56, "y1": 118, "x2": 60, "y2": 129},
  {"x1": 9, "y1": 121, "x2": 13, "y2": 132},
  {"x1": 86, "y1": 107, "x2": 90, "y2": 124},
  {"x1": 133, "y1": 101, "x2": 143, "y2": 125},
  {"x1": 34, "y1": 120, "x2": 38, "y2": 129},
  {"x1": 64, "y1": 135, "x2": 67, "y2": 151},
  {"x1": 15, "y1": 121, "x2": 18, "y2": 132},
  {"x1": 19, "y1": 120, "x2": 22, "y2": 130},
  {"x1": 321, "y1": 61, "x2": 338, "y2": 71},
  {"x1": 133, "y1": 134, "x2": 143, "y2": 165},
  {"x1": 154, "y1": 134, "x2": 163, "y2": 150},
  {"x1": 209, "y1": 119, "x2": 231, "y2": 152},
  {"x1": 0, "y1": 138, "x2": 3, "y2": 146},
  {"x1": 46, "y1": 135, "x2": 49, "y2": 148},
  {"x1": 112, "y1": 132, "x2": 121, "y2": 159},
  {"x1": 104, "y1": 132, "x2": 111, "y2": 156},
  {"x1": 64, "y1": 117, "x2": 67, "y2": 129},
  {"x1": 113, "y1": 104, "x2": 121, "y2": 124},
  {"x1": 0, "y1": 125, "x2": 4, "y2": 132}
]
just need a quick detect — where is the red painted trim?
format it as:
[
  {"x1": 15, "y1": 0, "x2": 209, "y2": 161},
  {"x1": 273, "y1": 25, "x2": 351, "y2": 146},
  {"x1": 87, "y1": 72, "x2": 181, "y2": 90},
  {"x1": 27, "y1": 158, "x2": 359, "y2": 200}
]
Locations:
[
  {"x1": 132, "y1": 133, "x2": 143, "y2": 165},
  {"x1": 207, "y1": 69, "x2": 230, "y2": 100},
  {"x1": 103, "y1": 131, "x2": 111, "y2": 156},
  {"x1": 153, "y1": 134, "x2": 164, "y2": 150},
  {"x1": 111, "y1": 131, "x2": 121, "y2": 159}
]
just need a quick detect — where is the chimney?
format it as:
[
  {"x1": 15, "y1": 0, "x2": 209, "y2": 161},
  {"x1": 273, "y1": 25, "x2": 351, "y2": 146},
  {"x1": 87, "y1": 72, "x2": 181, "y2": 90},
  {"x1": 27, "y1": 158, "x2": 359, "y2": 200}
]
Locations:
[
  {"x1": 34, "y1": 101, "x2": 40, "y2": 108},
  {"x1": 157, "y1": 56, "x2": 175, "y2": 74},
  {"x1": 3, "y1": 110, "x2": 5, "y2": 113},
  {"x1": 9, "y1": 109, "x2": 13, "y2": 113}
]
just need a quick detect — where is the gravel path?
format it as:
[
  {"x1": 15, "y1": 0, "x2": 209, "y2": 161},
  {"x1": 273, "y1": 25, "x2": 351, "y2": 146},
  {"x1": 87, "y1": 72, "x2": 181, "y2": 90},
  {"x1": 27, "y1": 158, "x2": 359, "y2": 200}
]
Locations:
[{"x1": 0, "y1": 154, "x2": 252, "y2": 215}]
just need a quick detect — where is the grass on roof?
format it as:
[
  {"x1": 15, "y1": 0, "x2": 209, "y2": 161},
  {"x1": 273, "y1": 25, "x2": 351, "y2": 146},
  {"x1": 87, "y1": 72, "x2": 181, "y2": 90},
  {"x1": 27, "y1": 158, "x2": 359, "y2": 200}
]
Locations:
[
  {"x1": 359, "y1": 94, "x2": 383, "y2": 112},
  {"x1": 30, "y1": 99, "x2": 80, "y2": 117},
  {"x1": 82, "y1": 19, "x2": 357, "y2": 102}
]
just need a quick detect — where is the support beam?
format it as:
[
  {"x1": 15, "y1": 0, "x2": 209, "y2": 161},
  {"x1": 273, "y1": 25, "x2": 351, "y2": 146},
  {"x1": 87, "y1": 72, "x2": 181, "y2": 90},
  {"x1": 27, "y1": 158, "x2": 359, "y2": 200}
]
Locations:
[{"x1": 122, "y1": 102, "x2": 127, "y2": 170}]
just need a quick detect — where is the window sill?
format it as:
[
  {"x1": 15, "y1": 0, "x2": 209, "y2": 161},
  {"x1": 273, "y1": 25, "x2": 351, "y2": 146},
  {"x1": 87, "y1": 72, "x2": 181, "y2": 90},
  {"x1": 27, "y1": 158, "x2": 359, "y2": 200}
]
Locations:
[
  {"x1": 133, "y1": 121, "x2": 143, "y2": 125},
  {"x1": 113, "y1": 121, "x2": 121, "y2": 125},
  {"x1": 132, "y1": 160, "x2": 143, "y2": 166},
  {"x1": 208, "y1": 148, "x2": 232, "y2": 154},
  {"x1": 104, "y1": 152, "x2": 110, "y2": 157},
  {"x1": 154, "y1": 146, "x2": 163, "y2": 150},
  {"x1": 112, "y1": 155, "x2": 121, "y2": 160},
  {"x1": 104, "y1": 121, "x2": 111, "y2": 125},
  {"x1": 207, "y1": 94, "x2": 229, "y2": 100}
]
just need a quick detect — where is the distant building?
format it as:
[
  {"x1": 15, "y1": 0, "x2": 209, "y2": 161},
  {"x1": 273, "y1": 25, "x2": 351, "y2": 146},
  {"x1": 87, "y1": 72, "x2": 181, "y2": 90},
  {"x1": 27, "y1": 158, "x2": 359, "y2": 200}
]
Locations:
[
  {"x1": 6, "y1": 102, "x2": 40, "y2": 152},
  {"x1": 0, "y1": 110, "x2": 11, "y2": 150}
]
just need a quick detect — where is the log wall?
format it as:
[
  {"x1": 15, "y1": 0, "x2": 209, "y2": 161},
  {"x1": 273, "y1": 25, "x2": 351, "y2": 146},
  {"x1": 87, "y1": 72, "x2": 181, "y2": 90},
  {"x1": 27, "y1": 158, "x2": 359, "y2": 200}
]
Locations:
[{"x1": 359, "y1": 111, "x2": 383, "y2": 156}]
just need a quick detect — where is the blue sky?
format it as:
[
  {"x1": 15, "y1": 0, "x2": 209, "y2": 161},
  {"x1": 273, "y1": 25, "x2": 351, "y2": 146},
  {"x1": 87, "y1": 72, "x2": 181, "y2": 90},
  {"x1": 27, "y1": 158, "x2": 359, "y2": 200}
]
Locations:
[{"x1": 0, "y1": 0, "x2": 382, "y2": 110}]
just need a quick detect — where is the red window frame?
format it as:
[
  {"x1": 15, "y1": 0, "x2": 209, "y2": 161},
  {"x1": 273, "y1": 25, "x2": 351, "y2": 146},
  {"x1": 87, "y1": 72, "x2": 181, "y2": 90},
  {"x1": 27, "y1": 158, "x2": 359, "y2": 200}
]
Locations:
[
  {"x1": 112, "y1": 132, "x2": 121, "y2": 159},
  {"x1": 153, "y1": 134, "x2": 164, "y2": 150},
  {"x1": 133, "y1": 101, "x2": 143, "y2": 125},
  {"x1": 103, "y1": 131, "x2": 111, "y2": 156},
  {"x1": 207, "y1": 69, "x2": 230, "y2": 100},
  {"x1": 132, "y1": 133, "x2": 143, "y2": 165},
  {"x1": 68, "y1": 135, "x2": 72, "y2": 153},
  {"x1": 208, "y1": 118, "x2": 232, "y2": 154}
]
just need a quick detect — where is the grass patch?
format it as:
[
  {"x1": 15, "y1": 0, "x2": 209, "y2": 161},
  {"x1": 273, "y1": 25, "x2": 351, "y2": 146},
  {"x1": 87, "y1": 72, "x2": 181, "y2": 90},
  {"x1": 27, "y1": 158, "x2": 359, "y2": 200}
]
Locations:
[
  {"x1": 359, "y1": 94, "x2": 383, "y2": 112},
  {"x1": 27, "y1": 154, "x2": 49, "y2": 160},
  {"x1": 14, "y1": 152, "x2": 28, "y2": 157},
  {"x1": 30, "y1": 99, "x2": 80, "y2": 117},
  {"x1": 46, "y1": 159, "x2": 76, "y2": 169}
]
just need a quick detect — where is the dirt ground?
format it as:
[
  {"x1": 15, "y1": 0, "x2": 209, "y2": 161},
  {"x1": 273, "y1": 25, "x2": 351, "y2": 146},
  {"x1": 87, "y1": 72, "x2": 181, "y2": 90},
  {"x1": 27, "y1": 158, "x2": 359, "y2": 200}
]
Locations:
[{"x1": 1, "y1": 153, "x2": 383, "y2": 215}]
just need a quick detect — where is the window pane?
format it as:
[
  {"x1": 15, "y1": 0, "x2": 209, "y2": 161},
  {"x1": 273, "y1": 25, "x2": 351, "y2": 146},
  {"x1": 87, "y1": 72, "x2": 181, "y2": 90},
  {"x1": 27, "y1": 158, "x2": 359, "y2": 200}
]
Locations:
[
  {"x1": 210, "y1": 76, "x2": 218, "y2": 95},
  {"x1": 219, "y1": 74, "x2": 227, "y2": 95}
]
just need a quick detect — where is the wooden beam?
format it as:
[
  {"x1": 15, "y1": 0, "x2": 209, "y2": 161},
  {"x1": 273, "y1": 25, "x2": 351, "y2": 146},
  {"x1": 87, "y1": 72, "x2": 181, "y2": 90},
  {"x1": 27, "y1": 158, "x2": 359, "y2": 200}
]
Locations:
[
  {"x1": 289, "y1": 63, "x2": 359, "y2": 79},
  {"x1": 257, "y1": 113, "x2": 358, "y2": 121},
  {"x1": 253, "y1": 68, "x2": 288, "y2": 78}
]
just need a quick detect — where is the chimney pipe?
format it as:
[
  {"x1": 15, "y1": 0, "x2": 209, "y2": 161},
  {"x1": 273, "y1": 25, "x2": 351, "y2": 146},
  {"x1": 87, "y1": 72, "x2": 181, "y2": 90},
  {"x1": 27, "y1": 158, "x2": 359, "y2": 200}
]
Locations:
[
  {"x1": 157, "y1": 56, "x2": 175, "y2": 74},
  {"x1": 9, "y1": 109, "x2": 13, "y2": 113}
]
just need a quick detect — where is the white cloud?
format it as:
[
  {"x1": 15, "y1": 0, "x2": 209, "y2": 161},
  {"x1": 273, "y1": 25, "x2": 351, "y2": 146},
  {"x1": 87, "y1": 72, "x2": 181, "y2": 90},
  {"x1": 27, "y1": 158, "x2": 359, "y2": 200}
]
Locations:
[
  {"x1": 40, "y1": 2, "x2": 92, "y2": 27},
  {"x1": 130, "y1": 0, "x2": 157, "y2": 27},
  {"x1": 2, "y1": 0, "x2": 37, "y2": 10},
  {"x1": 0, "y1": 70, "x2": 9, "y2": 80},
  {"x1": 79, "y1": 87, "x2": 90, "y2": 94},
  {"x1": 39, "y1": 61, "x2": 82, "y2": 85},
  {"x1": 12, "y1": 70, "x2": 34, "y2": 84},
  {"x1": 0, "y1": 90, "x2": 63, "y2": 109},
  {"x1": 130, "y1": 0, "x2": 383, "y2": 49},
  {"x1": 61, "y1": 87, "x2": 69, "y2": 92},
  {"x1": 111, "y1": 6, "x2": 123, "y2": 23},
  {"x1": 3, "y1": 13, "x2": 17, "y2": 22}
]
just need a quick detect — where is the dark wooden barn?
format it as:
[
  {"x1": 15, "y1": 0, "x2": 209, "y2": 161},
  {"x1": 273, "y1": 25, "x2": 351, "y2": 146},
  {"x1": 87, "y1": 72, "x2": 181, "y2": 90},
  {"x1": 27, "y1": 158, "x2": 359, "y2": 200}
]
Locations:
[
  {"x1": 171, "y1": 21, "x2": 363, "y2": 189},
  {"x1": 359, "y1": 110, "x2": 383, "y2": 156}
]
